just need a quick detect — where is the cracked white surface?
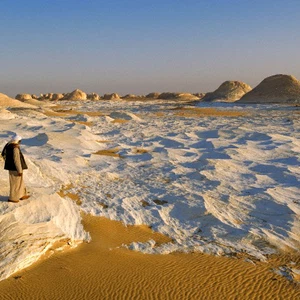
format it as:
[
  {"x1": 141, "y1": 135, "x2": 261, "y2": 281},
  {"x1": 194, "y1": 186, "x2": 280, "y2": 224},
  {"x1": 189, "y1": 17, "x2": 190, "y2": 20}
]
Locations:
[{"x1": 0, "y1": 100, "x2": 299, "y2": 280}]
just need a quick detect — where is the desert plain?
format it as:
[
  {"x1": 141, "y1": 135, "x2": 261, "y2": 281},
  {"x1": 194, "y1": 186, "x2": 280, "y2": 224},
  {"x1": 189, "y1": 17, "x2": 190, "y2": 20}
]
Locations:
[{"x1": 0, "y1": 76, "x2": 300, "y2": 299}]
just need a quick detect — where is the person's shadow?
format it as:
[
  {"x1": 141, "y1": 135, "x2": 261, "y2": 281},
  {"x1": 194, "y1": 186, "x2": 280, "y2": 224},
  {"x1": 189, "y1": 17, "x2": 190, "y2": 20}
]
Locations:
[{"x1": 0, "y1": 195, "x2": 8, "y2": 202}]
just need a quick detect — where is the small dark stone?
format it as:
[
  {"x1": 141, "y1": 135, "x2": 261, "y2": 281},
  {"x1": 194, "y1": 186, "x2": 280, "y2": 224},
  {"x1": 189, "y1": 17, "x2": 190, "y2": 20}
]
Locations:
[
  {"x1": 153, "y1": 199, "x2": 168, "y2": 205},
  {"x1": 141, "y1": 200, "x2": 150, "y2": 207}
]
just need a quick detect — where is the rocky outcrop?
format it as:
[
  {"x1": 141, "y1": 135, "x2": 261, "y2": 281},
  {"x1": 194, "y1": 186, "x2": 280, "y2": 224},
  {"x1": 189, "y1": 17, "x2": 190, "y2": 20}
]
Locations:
[
  {"x1": 47, "y1": 93, "x2": 54, "y2": 100},
  {"x1": 238, "y1": 74, "x2": 300, "y2": 104},
  {"x1": 103, "y1": 93, "x2": 120, "y2": 100},
  {"x1": 202, "y1": 81, "x2": 252, "y2": 102},
  {"x1": 158, "y1": 92, "x2": 199, "y2": 100},
  {"x1": 0, "y1": 93, "x2": 36, "y2": 108},
  {"x1": 38, "y1": 93, "x2": 54, "y2": 100},
  {"x1": 193, "y1": 93, "x2": 206, "y2": 99},
  {"x1": 158, "y1": 92, "x2": 180, "y2": 99},
  {"x1": 15, "y1": 94, "x2": 32, "y2": 101},
  {"x1": 63, "y1": 89, "x2": 87, "y2": 100},
  {"x1": 87, "y1": 93, "x2": 100, "y2": 100},
  {"x1": 146, "y1": 92, "x2": 161, "y2": 99},
  {"x1": 52, "y1": 93, "x2": 64, "y2": 101},
  {"x1": 145, "y1": 92, "x2": 199, "y2": 100},
  {"x1": 122, "y1": 94, "x2": 143, "y2": 100}
]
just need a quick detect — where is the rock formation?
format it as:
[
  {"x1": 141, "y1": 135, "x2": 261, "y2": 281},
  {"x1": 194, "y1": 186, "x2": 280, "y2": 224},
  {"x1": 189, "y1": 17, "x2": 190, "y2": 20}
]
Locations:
[
  {"x1": 52, "y1": 93, "x2": 64, "y2": 101},
  {"x1": 193, "y1": 93, "x2": 206, "y2": 99},
  {"x1": 47, "y1": 93, "x2": 54, "y2": 100},
  {"x1": 63, "y1": 89, "x2": 87, "y2": 100},
  {"x1": 103, "y1": 93, "x2": 120, "y2": 100},
  {"x1": 122, "y1": 94, "x2": 143, "y2": 100},
  {"x1": 15, "y1": 94, "x2": 32, "y2": 101},
  {"x1": 0, "y1": 93, "x2": 36, "y2": 108},
  {"x1": 146, "y1": 92, "x2": 161, "y2": 99},
  {"x1": 202, "y1": 81, "x2": 252, "y2": 102},
  {"x1": 238, "y1": 74, "x2": 300, "y2": 104},
  {"x1": 158, "y1": 92, "x2": 200, "y2": 100},
  {"x1": 87, "y1": 93, "x2": 100, "y2": 100}
]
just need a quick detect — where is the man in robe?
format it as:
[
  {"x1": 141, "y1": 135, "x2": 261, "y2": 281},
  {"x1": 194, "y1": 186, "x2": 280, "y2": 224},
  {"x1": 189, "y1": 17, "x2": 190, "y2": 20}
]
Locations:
[{"x1": 1, "y1": 134, "x2": 30, "y2": 203}]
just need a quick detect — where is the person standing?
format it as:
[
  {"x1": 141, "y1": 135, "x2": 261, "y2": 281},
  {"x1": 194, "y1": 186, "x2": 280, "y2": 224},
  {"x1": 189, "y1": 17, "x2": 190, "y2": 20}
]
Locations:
[{"x1": 1, "y1": 134, "x2": 30, "y2": 203}]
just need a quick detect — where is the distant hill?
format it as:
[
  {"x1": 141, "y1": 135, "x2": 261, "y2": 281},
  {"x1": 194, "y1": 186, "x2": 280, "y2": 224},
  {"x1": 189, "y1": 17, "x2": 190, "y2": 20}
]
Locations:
[
  {"x1": 202, "y1": 81, "x2": 252, "y2": 102},
  {"x1": 238, "y1": 74, "x2": 300, "y2": 104},
  {"x1": 158, "y1": 92, "x2": 199, "y2": 100}
]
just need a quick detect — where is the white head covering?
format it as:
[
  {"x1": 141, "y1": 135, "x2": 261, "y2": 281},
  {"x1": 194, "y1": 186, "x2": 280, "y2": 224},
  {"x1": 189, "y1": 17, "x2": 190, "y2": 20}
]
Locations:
[{"x1": 10, "y1": 134, "x2": 22, "y2": 143}]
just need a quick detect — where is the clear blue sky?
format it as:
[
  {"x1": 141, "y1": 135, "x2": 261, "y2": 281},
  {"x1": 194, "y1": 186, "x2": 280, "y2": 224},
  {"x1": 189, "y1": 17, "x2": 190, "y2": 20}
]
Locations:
[{"x1": 1, "y1": 0, "x2": 300, "y2": 97}]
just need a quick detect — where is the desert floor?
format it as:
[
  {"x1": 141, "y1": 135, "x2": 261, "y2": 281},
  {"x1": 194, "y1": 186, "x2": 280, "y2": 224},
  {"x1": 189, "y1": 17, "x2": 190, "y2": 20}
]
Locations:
[{"x1": 0, "y1": 214, "x2": 299, "y2": 300}]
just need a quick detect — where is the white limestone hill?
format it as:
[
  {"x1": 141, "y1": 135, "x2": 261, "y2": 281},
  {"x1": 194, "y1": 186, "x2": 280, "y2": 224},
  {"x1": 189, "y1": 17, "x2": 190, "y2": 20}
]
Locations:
[
  {"x1": 238, "y1": 74, "x2": 300, "y2": 104},
  {"x1": 202, "y1": 81, "x2": 252, "y2": 102},
  {"x1": 15, "y1": 93, "x2": 32, "y2": 101},
  {"x1": 103, "y1": 93, "x2": 121, "y2": 100},
  {"x1": 87, "y1": 93, "x2": 100, "y2": 100},
  {"x1": 63, "y1": 89, "x2": 87, "y2": 100}
]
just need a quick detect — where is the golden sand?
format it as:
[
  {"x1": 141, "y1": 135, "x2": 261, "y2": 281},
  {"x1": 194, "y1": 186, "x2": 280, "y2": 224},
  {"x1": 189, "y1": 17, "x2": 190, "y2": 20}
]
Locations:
[
  {"x1": 93, "y1": 148, "x2": 121, "y2": 158},
  {"x1": 154, "y1": 111, "x2": 166, "y2": 117},
  {"x1": 58, "y1": 185, "x2": 82, "y2": 206},
  {"x1": 0, "y1": 215, "x2": 299, "y2": 300},
  {"x1": 173, "y1": 107, "x2": 247, "y2": 118},
  {"x1": 96, "y1": 140, "x2": 111, "y2": 143},
  {"x1": 73, "y1": 121, "x2": 93, "y2": 127}
]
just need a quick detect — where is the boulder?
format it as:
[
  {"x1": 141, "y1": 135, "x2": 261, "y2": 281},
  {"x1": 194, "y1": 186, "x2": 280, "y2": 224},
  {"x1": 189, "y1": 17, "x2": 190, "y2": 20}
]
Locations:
[
  {"x1": 202, "y1": 81, "x2": 252, "y2": 102},
  {"x1": 103, "y1": 93, "x2": 120, "y2": 100},
  {"x1": 31, "y1": 94, "x2": 38, "y2": 100},
  {"x1": 63, "y1": 89, "x2": 87, "y2": 100},
  {"x1": 15, "y1": 94, "x2": 32, "y2": 101},
  {"x1": 238, "y1": 74, "x2": 300, "y2": 104},
  {"x1": 52, "y1": 93, "x2": 64, "y2": 101},
  {"x1": 87, "y1": 93, "x2": 100, "y2": 100}
]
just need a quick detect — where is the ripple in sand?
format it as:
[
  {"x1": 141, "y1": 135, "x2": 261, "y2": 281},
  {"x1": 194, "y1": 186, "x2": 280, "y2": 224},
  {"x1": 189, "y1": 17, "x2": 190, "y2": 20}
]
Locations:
[{"x1": 0, "y1": 215, "x2": 299, "y2": 300}]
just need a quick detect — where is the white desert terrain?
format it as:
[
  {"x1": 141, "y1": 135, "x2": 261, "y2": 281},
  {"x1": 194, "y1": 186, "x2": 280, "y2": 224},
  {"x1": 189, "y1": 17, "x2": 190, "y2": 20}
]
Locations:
[{"x1": 0, "y1": 98, "x2": 299, "y2": 293}]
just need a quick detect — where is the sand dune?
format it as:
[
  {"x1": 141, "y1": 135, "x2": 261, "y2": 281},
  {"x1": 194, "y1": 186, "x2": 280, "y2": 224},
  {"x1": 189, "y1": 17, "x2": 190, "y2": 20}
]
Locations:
[{"x1": 0, "y1": 215, "x2": 299, "y2": 299}]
